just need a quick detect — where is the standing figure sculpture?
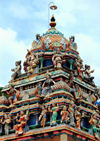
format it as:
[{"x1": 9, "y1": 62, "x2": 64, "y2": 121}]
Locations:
[
  {"x1": 48, "y1": 102, "x2": 59, "y2": 126},
  {"x1": 14, "y1": 108, "x2": 29, "y2": 136},
  {"x1": 67, "y1": 73, "x2": 75, "y2": 94},
  {"x1": 68, "y1": 101, "x2": 75, "y2": 127},
  {"x1": 74, "y1": 84, "x2": 83, "y2": 101},
  {"x1": 74, "y1": 58, "x2": 85, "y2": 77},
  {"x1": 52, "y1": 48, "x2": 66, "y2": 69},
  {"x1": 75, "y1": 107, "x2": 84, "y2": 129},
  {"x1": 89, "y1": 112, "x2": 100, "y2": 139},
  {"x1": 69, "y1": 36, "x2": 77, "y2": 50},
  {"x1": 61, "y1": 106, "x2": 69, "y2": 123},
  {"x1": 42, "y1": 72, "x2": 55, "y2": 97},
  {"x1": 35, "y1": 82, "x2": 42, "y2": 97},
  {"x1": 39, "y1": 105, "x2": 47, "y2": 127},
  {"x1": 27, "y1": 53, "x2": 39, "y2": 74},
  {"x1": 1, "y1": 113, "x2": 11, "y2": 135},
  {"x1": 9, "y1": 60, "x2": 21, "y2": 83}
]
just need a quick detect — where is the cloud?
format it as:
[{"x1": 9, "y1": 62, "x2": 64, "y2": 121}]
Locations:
[{"x1": 0, "y1": 28, "x2": 30, "y2": 86}]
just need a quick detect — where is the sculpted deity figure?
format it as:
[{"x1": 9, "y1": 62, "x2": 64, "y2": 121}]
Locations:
[
  {"x1": 67, "y1": 73, "x2": 75, "y2": 94},
  {"x1": 68, "y1": 101, "x2": 75, "y2": 127},
  {"x1": 75, "y1": 107, "x2": 84, "y2": 129},
  {"x1": 48, "y1": 102, "x2": 59, "y2": 126},
  {"x1": 84, "y1": 65, "x2": 94, "y2": 82},
  {"x1": 69, "y1": 36, "x2": 77, "y2": 50},
  {"x1": 27, "y1": 53, "x2": 39, "y2": 74},
  {"x1": 42, "y1": 72, "x2": 55, "y2": 97},
  {"x1": 9, "y1": 60, "x2": 21, "y2": 83},
  {"x1": 14, "y1": 108, "x2": 29, "y2": 136},
  {"x1": 45, "y1": 37, "x2": 51, "y2": 49},
  {"x1": 1, "y1": 113, "x2": 11, "y2": 135},
  {"x1": 35, "y1": 82, "x2": 42, "y2": 97},
  {"x1": 61, "y1": 106, "x2": 69, "y2": 123},
  {"x1": 96, "y1": 120, "x2": 100, "y2": 129},
  {"x1": 6, "y1": 85, "x2": 20, "y2": 105},
  {"x1": 86, "y1": 91, "x2": 96, "y2": 104},
  {"x1": 74, "y1": 58, "x2": 85, "y2": 77},
  {"x1": 89, "y1": 112, "x2": 100, "y2": 139},
  {"x1": 52, "y1": 48, "x2": 67, "y2": 69},
  {"x1": 74, "y1": 84, "x2": 83, "y2": 100},
  {"x1": 39, "y1": 105, "x2": 47, "y2": 127},
  {"x1": 95, "y1": 95, "x2": 100, "y2": 109},
  {"x1": 61, "y1": 37, "x2": 67, "y2": 50}
]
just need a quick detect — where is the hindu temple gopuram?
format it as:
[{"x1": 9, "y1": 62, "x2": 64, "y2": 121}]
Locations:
[{"x1": 1, "y1": 6, "x2": 100, "y2": 141}]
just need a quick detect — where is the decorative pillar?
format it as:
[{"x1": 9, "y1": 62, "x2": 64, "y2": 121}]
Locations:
[
  {"x1": 39, "y1": 58, "x2": 44, "y2": 68},
  {"x1": 60, "y1": 134, "x2": 68, "y2": 141},
  {"x1": 35, "y1": 113, "x2": 39, "y2": 125},
  {"x1": 68, "y1": 59, "x2": 74, "y2": 70},
  {"x1": 13, "y1": 119, "x2": 16, "y2": 129}
]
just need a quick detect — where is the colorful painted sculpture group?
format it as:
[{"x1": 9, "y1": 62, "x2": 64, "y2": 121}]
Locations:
[
  {"x1": 74, "y1": 57, "x2": 95, "y2": 83},
  {"x1": 1, "y1": 100, "x2": 100, "y2": 139},
  {"x1": 10, "y1": 51, "x2": 95, "y2": 86},
  {"x1": 4, "y1": 40, "x2": 99, "y2": 140},
  {"x1": 0, "y1": 108, "x2": 29, "y2": 136},
  {"x1": 6, "y1": 70, "x2": 100, "y2": 111},
  {"x1": 39, "y1": 102, "x2": 100, "y2": 140}
]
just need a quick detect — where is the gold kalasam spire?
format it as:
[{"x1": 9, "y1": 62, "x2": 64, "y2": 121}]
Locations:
[{"x1": 50, "y1": 15, "x2": 56, "y2": 28}]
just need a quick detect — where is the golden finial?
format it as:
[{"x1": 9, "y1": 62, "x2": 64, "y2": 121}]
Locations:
[{"x1": 50, "y1": 14, "x2": 56, "y2": 28}]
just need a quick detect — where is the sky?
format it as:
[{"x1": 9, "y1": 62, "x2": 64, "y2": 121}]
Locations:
[{"x1": 0, "y1": 0, "x2": 100, "y2": 87}]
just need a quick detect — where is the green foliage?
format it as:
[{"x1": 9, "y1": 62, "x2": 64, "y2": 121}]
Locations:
[{"x1": 0, "y1": 87, "x2": 8, "y2": 98}]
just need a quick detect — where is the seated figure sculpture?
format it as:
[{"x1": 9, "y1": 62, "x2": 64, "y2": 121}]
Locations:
[
  {"x1": 9, "y1": 60, "x2": 21, "y2": 83},
  {"x1": 15, "y1": 108, "x2": 29, "y2": 136},
  {"x1": 27, "y1": 53, "x2": 39, "y2": 74},
  {"x1": 52, "y1": 48, "x2": 66, "y2": 69},
  {"x1": 6, "y1": 84, "x2": 20, "y2": 105},
  {"x1": 42, "y1": 72, "x2": 55, "y2": 97},
  {"x1": 84, "y1": 65, "x2": 94, "y2": 83}
]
